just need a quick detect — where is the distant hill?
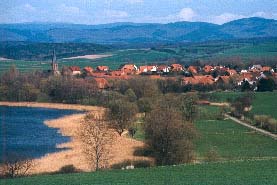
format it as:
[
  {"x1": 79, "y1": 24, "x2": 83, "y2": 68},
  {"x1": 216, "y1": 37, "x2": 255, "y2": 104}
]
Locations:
[{"x1": 0, "y1": 17, "x2": 277, "y2": 44}]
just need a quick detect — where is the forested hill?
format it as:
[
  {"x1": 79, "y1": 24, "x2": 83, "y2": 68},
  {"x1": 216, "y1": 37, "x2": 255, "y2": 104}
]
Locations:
[{"x1": 1, "y1": 17, "x2": 277, "y2": 44}]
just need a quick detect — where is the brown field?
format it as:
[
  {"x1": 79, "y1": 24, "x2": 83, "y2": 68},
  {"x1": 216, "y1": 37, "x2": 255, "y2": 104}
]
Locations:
[
  {"x1": 63, "y1": 54, "x2": 113, "y2": 60},
  {"x1": 0, "y1": 57, "x2": 12, "y2": 61}
]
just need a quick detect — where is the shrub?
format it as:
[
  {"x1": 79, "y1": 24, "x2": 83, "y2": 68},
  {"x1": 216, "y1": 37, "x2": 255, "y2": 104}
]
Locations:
[
  {"x1": 111, "y1": 160, "x2": 152, "y2": 169},
  {"x1": 133, "y1": 160, "x2": 152, "y2": 168},
  {"x1": 254, "y1": 115, "x2": 277, "y2": 133},
  {"x1": 204, "y1": 149, "x2": 220, "y2": 162},
  {"x1": 133, "y1": 147, "x2": 154, "y2": 157},
  {"x1": 111, "y1": 160, "x2": 132, "y2": 169},
  {"x1": 58, "y1": 165, "x2": 78, "y2": 174},
  {"x1": 268, "y1": 118, "x2": 277, "y2": 133}
]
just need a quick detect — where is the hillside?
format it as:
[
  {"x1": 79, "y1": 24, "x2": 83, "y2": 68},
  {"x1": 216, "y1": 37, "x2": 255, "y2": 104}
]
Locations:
[{"x1": 1, "y1": 17, "x2": 277, "y2": 44}]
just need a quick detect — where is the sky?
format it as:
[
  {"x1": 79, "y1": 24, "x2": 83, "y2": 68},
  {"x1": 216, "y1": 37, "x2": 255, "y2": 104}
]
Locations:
[{"x1": 0, "y1": 0, "x2": 277, "y2": 25}]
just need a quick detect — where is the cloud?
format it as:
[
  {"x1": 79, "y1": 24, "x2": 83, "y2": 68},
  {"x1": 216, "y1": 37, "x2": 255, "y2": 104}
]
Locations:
[
  {"x1": 252, "y1": 11, "x2": 277, "y2": 19},
  {"x1": 58, "y1": 4, "x2": 81, "y2": 14},
  {"x1": 211, "y1": 11, "x2": 277, "y2": 24},
  {"x1": 125, "y1": 0, "x2": 144, "y2": 4},
  {"x1": 103, "y1": 10, "x2": 128, "y2": 18},
  {"x1": 178, "y1": 8, "x2": 197, "y2": 21},
  {"x1": 23, "y1": 3, "x2": 36, "y2": 12}
]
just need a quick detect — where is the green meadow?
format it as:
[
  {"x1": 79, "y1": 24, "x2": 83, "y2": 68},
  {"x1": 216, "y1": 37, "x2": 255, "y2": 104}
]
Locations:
[
  {"x1": 196, "y1": 105, "x2": 277, "y2": 160},
  {"x1": 210, "y1": 91, "x2": 277, "y2": 118},
  {"x1": 2, "y1": 159, "x2": 276, "y2": 185}
]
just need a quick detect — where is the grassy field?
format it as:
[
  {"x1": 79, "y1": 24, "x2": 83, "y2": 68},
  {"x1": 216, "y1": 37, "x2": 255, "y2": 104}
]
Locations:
[
  {"x1": 196, "y1": 105, "x2": 277, "y2": 160},
  {"x1": 251, "y1": 92, "x2": 277, "y2": 119},
  {"x1": 2, "y1": 159, "x2": 276, "y2": 185},
  {"x1": 218, "y1": 42, "x2": 277, "y2": 58},
  {"x1": 209, "y1": 91, "x2": 277, "y2": 118},
  {"x1": 0, "y1": 49, "x2": 177, "y2": 73}
]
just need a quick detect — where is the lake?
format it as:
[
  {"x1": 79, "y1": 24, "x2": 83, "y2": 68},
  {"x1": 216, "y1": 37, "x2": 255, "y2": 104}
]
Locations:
[{"x1": 0, "y1": 106, "x2": 82, "y2": 162}]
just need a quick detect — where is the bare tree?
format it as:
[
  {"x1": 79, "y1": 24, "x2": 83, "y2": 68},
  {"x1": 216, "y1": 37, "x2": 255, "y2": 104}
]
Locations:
[
  {"x1": 1, "y1": 154, "x2": 34, "y2": 178},
  {"x1": 79, "y1": 114, "x2": 113, "y2": 171}
]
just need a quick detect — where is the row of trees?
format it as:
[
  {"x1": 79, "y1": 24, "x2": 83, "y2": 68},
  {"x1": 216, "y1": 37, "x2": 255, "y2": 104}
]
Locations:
[{"x1": 0, "y1": 66, "x2": 99, "y2": 103}]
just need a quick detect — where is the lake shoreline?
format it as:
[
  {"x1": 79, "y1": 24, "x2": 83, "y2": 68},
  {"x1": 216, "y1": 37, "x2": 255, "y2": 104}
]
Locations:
[
  {"x1": 0, "y1": 102, "x2": 151, "y2": 175},
  {"x1": 0, "y1": 101, "x2": 104, "y2": 112}
]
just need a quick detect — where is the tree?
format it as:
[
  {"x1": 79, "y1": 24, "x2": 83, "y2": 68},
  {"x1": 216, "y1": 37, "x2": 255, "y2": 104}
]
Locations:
[
  {"x1": 179, "y1": 93, "x2": 199, "y2": 122},
  {"x1": 124, "y1": 88, "x2": 137, "y2": 102},
  {"x1": 231, "y1": 94, "x2": 253, "y2": 118},
  {"x1": 128, "y1": 77, "x2": 160, "y2": 99},
  {"x1": 144, "y1": 108, "x2": 197, "y2": 166},
  {"x1": 79, "y1": 114, "x2": 112, "y2": 171},
  {"x1": 106, "y1": 100, "x2": 138, "y2": 136},
  {"x1": 257, "y1": 78, "x2": 275, "y2": 92},
  {"x1": 137, "y1": 97, "x2": 155, "y2": 115},
  {"x1": 1, "y1": 154, "x2": 34, "y2": 178},
  {"x1": 241, "y1": 80, "x2": 252, "y2": 92}
]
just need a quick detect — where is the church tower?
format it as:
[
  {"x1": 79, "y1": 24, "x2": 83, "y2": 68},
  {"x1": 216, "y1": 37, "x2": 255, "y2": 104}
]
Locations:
[{"x1": 51, "y1": 49, "x2": 59, "y2": 75}]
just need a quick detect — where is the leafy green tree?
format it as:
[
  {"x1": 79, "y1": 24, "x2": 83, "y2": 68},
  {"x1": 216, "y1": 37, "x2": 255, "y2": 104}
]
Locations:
[
  {"x1": 125, "y1": 88, "x2": 137, "y2": 102},
  {"x1": 106, "y1": 100, "x2": 138, "y2": 136},
  {"x1": 144, "y1": 107, "x2": 197, "y2": 165},
  {"x1": 179, "y1": 93, "x2": 199, "y2": 122},
  {"x1": 257, "y1": 78, "x2": 275, "y2": 92}
]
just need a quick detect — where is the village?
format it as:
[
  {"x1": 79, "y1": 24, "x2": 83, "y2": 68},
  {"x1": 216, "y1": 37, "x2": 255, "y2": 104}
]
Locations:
[{"x1": 52, "y1": 56, "x2": 277, "y2": 90}]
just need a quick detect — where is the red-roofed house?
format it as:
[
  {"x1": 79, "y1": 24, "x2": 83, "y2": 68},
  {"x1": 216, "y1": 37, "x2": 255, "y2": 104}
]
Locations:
[
  {"x1": 120, "y1": 64, "x2": 138, "y2": 74},
  {"x1": 139, "y1": 65, "x2": 157, "y2": 73},
  {"x1": 227, "y1": 69, "x2": 237, "y2": 76},
  {"x1": 83, "y1": 66, "x2": 94, "y2": 74},
  {"x1": 69, "y1": 66, "x2": 81, "y2": 75},
  {"x1": 203, "y1": 65, "x2": 214, "y2": 73},
  {"x1": 171, "y1": 64, "x2": 184, "y2": 72},
  {"x1": 188, "y1": 66, "x2": 198, "y2": 74},
  {"x1": 238, "y1": 73, "x2": 255, "y2": 86},
  {"x1": 94, "y1": 78, "x2": 109, "y2": 89},
  {"x1": 182, "y1": 75, "x2": 214, "y2": 85},
  {"x1": 97, "y1": 66, "x2": 109, "y2": 72},
  {"x1": 216, "y1": 76, "x2": 230, "y2": 84},
  {"x1": 262, "y1": 66, "x2": 272, "y2": 72},
  {"x1": 110, "y1": 70, "x2": 125, "y2": 77},
  {"x1": 90, "y1": 72, "x2": 107, "y2": 78},
  {"x1": 157, "y1": 65, "x2": 170, "y2": 73}
]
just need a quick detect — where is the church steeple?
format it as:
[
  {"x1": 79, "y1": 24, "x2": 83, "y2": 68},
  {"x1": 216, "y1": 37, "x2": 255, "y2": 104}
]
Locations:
[
  {"x1": 52, "y1": 49, "x2": 58, "y2": 71},
  {"x1": 51, "y1": 49, "x2": 59, "y2": 75},
  {"x1": 52, "y1": 49, "x2": 56, "y2": 65}
]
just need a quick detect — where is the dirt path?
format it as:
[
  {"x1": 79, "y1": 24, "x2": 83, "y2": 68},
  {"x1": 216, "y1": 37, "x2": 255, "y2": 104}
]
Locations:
[
  {"x1": 210, "y1": 102, "x2": 230, "y2": 107},
  {"x1": 225, "y1": 114, "x2": 277, "y2": 140}
]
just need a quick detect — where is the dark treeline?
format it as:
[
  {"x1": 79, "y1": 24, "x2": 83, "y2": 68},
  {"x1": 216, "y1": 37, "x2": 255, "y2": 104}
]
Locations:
[
  {"x1": 0, "y1": 66, "x2": 99, "y2": 103},
  {"x1": 0, "y1": 42, "x2": 111, "y2": 60}
]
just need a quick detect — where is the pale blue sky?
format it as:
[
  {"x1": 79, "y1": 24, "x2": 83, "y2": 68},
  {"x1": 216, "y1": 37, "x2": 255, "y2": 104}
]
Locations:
[{"x1": 1, "y1": 0, "x2": 277, "y2": 24}]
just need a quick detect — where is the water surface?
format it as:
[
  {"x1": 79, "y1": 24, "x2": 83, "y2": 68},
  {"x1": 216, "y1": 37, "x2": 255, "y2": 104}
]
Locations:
[{"x1": 0, "y1": 106, "x2": 82, "y2": 162}]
